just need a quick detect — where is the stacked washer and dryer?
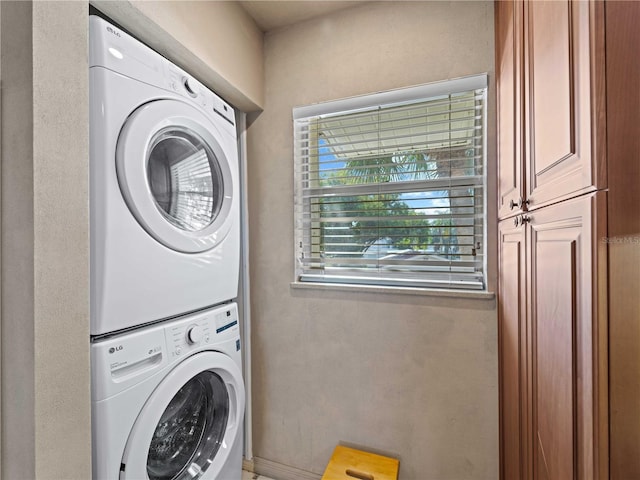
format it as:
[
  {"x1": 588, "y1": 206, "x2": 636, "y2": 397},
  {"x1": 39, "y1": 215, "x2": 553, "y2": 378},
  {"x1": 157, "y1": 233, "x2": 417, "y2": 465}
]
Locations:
[{"x1": 89, "y1": 15, "x2": 245, "y2": 480}]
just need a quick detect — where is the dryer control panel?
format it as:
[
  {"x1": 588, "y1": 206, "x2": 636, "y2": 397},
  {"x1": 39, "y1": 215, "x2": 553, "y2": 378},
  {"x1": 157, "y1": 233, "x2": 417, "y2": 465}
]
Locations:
[
  {"x1": 89, "y1": 15, "x2": 236, "y2": 137},
  {"x1": 165, "y1": 65, "x2": 237, "y2": 131}
]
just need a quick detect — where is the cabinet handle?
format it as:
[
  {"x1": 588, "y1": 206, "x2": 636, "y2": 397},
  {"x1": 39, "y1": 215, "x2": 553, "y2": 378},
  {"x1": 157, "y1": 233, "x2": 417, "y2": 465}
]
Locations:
[
  {"x1": 509, "y1": 198, "x2": 530, "y2": 210},
  {"x1": 513, "y1": 215, "x2": 531, "y2": 228}
]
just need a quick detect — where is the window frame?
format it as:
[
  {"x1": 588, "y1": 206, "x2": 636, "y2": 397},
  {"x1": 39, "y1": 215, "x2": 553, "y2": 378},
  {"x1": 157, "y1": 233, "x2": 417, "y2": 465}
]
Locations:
[{"x1": 293, "y1": 74, "x2": 489, "y2": 292}]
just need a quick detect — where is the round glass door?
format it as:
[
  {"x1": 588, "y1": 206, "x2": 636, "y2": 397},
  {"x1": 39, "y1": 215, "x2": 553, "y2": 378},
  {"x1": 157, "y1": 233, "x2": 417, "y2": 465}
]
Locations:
[
  {"x1": 147, "y1": 128, "x2": 224, "y2": 233},
  {"x1": 147, "y1": 371, "x2": 229, "y2": 480},
  {"x1": 120, "y1": 352, "x2": 245, "y2": 480},
  {"x1": 116, "y1": 99, "x2": 236, "y2": 253}
]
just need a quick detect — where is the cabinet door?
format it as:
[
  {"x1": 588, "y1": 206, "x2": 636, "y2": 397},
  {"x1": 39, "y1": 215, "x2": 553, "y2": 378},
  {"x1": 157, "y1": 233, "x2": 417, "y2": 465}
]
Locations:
[
  {"x1": 527, "y1": 193, "x2": 599, "y2": 480},
  {"x1": 498, "y1": 218, "x2": 529, "y2": 479},
  {"x1": 524, "y1": 1, "x2": 604, "y2": 210},
  {"x1": 496, "y1": 0, "x2": 524, "y2": 219}
]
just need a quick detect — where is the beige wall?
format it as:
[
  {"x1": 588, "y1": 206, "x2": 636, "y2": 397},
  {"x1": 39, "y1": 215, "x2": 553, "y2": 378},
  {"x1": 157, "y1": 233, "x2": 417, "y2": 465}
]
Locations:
[
  {"x1": 247, "y1": 2, "x2": 498, "y2": 479},
  {"x1": 1, "y1": 2, "x2": 91, "y2": 478},
  {"x1": 93, "y1": 0, "x2": 264, "y2": 111}
]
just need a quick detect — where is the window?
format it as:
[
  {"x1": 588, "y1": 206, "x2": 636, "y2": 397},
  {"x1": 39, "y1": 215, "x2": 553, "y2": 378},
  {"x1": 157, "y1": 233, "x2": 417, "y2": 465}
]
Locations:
[{"x1": 293, "y1": 75, "x2": 487, "y2": 290}]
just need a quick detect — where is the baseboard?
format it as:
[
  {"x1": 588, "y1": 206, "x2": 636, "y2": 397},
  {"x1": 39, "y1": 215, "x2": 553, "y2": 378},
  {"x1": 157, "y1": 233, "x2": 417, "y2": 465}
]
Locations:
[
  {"x1": 253, "y1": 457, "x2": 322, "y2": 480},
  {"x1": 242, "y1": 457, "x2": 255, "y2": 473}
]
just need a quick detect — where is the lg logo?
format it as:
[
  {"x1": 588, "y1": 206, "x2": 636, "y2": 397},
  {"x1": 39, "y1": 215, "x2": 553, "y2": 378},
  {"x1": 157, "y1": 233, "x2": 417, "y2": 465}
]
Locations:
[
  {"x1": 106, "y1": 26, "x2": 121, "y2": 38},
  {"x1": 109, "y1": 345, "x2": 123, "y2": 354}
]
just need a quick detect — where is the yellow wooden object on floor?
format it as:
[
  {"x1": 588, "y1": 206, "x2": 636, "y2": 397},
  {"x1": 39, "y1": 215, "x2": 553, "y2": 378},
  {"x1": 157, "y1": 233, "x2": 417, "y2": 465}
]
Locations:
[{"x1": 321, "y1": 445, "x2": 399, "y2": 480}]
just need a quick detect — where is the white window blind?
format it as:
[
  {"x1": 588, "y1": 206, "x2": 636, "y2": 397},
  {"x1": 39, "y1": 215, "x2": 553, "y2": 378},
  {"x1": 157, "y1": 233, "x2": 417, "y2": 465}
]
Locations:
[{"x1": 293, "y1": 75, "x2": 487, "y2": 290}]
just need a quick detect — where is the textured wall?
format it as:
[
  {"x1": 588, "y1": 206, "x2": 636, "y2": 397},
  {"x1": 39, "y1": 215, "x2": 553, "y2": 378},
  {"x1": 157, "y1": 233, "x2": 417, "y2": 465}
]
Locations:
[
  {"x1": 247, "y1": 2, "x2": 498, "y2": 479},
  {"x1": 92, "y1": 0, "x2": 264, "y2": 111},
  {"x1": 1, "y1": 1, "x2": 91, "y2": 478},
  {"x1": 1, "y1": 3, "x2": 36, "y2": 476},
  {"x1": 32, "y1": 3, "x2": 91, "y2": 477}
]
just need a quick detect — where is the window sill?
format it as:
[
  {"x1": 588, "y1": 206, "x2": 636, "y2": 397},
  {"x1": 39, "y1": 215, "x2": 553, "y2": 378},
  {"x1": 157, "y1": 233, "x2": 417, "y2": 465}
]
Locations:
[{"x1": 290, "y1": 281, "x2": 495, "y2": 300}]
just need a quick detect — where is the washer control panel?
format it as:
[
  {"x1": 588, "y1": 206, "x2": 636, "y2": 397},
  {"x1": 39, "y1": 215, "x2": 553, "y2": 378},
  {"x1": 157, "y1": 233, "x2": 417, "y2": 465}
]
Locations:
[
  {"x1": 91, "y1": 302, "x2": 240, "y2": 401},
  {"x1": 165, "y1": 304, "x2": 239, "y2": 359}
]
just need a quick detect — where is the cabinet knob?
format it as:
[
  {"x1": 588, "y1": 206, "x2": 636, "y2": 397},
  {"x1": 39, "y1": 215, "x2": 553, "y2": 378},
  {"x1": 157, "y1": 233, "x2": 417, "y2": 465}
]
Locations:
[
  {"x1": 513, "y1": 215, "x2": 531, "y2": 228},
  {"x1": 510, "y1": 198, "x2": 530, "y2": 210}
]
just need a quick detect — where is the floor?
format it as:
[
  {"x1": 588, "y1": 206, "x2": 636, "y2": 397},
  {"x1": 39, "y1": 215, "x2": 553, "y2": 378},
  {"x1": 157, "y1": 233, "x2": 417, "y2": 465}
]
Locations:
[{"x1": 241, "y1": 470, "x2": 276, "y2": 480}]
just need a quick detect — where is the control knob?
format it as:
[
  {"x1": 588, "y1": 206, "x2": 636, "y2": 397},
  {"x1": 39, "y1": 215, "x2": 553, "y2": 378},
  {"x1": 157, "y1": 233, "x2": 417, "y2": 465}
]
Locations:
[
  {"x1": 186, "y1": 325, "x2": 203, "y2": 344},
  {"x1": 183, "y1": 76, "x2": 198, "y2": 97}
]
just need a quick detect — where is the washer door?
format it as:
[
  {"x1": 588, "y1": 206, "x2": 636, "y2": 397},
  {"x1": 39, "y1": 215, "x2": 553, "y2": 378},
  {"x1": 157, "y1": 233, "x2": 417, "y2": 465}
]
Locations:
[
  {"x1": 116, "y1": 99, "x2": 235, "y2": 253},
  {"x1": 120, "y1": 352, "x2": 245, "y2": 480}
]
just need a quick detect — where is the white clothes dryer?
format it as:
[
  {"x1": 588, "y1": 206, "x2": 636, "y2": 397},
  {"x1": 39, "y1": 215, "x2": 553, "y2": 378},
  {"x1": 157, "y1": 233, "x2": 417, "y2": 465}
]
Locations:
[
  {"x1": 90, "y1": 15, "x2": 240, "y2": 336},
  {"x1": 92, "y1": 303, "x2": 245, "y2": 480}
]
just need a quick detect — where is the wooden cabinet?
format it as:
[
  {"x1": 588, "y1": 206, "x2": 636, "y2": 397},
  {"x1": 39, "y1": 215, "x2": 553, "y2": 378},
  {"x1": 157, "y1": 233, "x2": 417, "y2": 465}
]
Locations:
[
  {"x1": 498, "y1": 1, "x2": 640, "y2": 478},
  {"x1": 496, "y1": 0, "x2": 605, "y2": 220},
  {"x1": 499, "y1": 194, "x2": 607, "y2": 480},
  {"x1": 498, "y1": 218, "x2": 527, "y2": 478},
  {"x1": 524, "y1": 1, "x2": 605, "y2": 209},
  {"x1": 496, "y1": 0, "x2": 523, "y2": 219},
  {"x1": 528, "y1": 194, "x2": 606, "y2": 480},
  {"x1": 496, "y1": 1, "x2": 612, "y2": 479}
]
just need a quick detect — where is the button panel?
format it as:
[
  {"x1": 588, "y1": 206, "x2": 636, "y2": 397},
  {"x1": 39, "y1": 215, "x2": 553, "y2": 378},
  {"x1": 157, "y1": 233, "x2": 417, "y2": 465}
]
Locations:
[
  {"x1": 167, "y1": 67, "x2": 210, "y2": 110},
  {"x1": 165, "y1": 65, "x2": 233, "y2": 126},
  {"x1": 167, "y1": 318, "x2": 213, "y2": 359},
  {"x1": 161, "y1": 304, "x2": 239, "y2": 361}
]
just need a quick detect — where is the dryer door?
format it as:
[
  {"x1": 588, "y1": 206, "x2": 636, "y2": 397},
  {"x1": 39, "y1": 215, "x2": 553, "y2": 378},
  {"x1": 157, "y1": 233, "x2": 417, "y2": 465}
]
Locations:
[
  {"x1": 116, "y1": 99, "x2": 236, "y2": 253},
  {"x1": 120, "y1": 352, "x2": 245, "y2": 480}
]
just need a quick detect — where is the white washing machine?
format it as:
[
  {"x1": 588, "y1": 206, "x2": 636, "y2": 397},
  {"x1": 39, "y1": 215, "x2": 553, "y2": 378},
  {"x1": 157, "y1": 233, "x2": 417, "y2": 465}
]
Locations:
[
  {"x1": 90, "y1": 15, "x2": 240, "y2": 336},
  {"x1": 92, "y1": 303, "x2": 245, "y2": 480}
]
